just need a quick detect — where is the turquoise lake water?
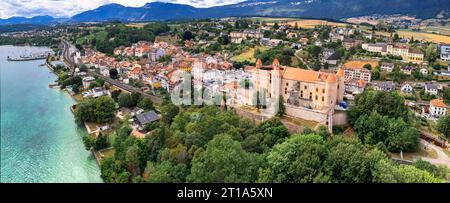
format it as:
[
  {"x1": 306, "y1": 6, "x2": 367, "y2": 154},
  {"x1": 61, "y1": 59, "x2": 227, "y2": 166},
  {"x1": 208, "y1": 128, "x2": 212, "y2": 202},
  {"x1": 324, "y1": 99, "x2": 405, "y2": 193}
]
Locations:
[{"x1": 0, "y1": 45, "x2": 102, "y2": 183}]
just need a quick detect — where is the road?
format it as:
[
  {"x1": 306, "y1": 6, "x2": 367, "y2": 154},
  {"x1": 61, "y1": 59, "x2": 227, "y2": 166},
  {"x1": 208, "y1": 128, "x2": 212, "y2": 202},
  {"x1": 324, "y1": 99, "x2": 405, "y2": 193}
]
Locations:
[
  {"x1": 420, "y1": 139, "x2": 450, "y2": 168},
  {"x1": 294, "y1": 50, "x2": 311, "y2": 70},
  {"x1": 60, "y1": 40, "x2": 163, "y2": 105},
  {"x1": 89, "y1": 71, "x2": 163, "y2": 105}
]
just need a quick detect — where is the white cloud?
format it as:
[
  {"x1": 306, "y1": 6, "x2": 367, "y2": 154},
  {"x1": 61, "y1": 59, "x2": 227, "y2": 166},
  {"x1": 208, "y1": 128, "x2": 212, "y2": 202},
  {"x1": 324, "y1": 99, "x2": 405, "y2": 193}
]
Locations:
[{"x1": 0, "y1": 0, "x2": 245, "y2": 19}]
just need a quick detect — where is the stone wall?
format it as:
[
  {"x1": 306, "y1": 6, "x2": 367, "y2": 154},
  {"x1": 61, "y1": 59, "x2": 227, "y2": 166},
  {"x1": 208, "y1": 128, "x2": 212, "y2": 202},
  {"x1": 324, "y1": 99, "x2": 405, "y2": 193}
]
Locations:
[
  {"x1": 285, "y1": 105, "x2": 327, "y2": 124},
  {"x1": 333, "y1": 111, "x2": 348, "y2": 126}
]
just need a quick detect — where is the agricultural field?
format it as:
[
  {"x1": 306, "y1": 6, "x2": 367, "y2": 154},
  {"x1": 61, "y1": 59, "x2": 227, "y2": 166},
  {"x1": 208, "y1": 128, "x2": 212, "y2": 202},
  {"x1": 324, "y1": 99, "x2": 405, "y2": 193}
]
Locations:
[
  {"x1": 419, "y1": 26, "x2": 450, "y2": 36},
  {"x1": 254, "y1": 17, "x2": 349, "y2": 29},
  {"x1": 231, "y1": 46, "x2": 269, "y2": 63},
  {"x1": 360, "y1": 26, "x2": 450, "y2": 44},
  {"x1": 125, "y1": 23, "x2": 147, "y2": 28},
  {"x1": 396, "y1": 30, "x2": 450, "y2": 44},
  {"x1": 282, "y1": 19, "x2": 348, "y2": 29}
]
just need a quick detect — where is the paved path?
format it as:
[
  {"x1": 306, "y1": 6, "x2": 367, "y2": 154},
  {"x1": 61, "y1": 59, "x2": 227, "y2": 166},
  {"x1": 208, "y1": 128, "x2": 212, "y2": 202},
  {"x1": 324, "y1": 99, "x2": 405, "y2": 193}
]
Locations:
[{"x1": 419, "y1": 139, "x2": 450, "y2": 168}]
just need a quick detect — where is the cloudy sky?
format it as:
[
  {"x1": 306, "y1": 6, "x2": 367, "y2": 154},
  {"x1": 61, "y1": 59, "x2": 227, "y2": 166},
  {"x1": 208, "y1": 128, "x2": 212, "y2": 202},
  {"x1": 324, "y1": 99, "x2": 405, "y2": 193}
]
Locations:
[{"x1": 0, "y1": 0, "x2": 246, "y2": 19}]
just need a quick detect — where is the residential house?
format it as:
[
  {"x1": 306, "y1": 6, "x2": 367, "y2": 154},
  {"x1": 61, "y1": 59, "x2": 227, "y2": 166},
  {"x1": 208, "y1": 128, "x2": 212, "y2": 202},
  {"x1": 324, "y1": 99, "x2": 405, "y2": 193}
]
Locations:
[
  {"x1": 287, "y1": 32, "x2": 298, "y2": 39},
  {"x1": 342, "y1": 38, "x2": 361, "y2": 50},
  {"x1": 90, "y1": 87, "x2": 108, "y2": 98},
  {"x1": 401, "y1": 65, "x2": 415, "y2": 75},
  {"x1": 401, "y1": 83, "x2": 413, "y2": 93},
  {"x1": 380, "y1": 63, "x2": 394, "y2": 72},
  {"x1": 439, "y1": 44, "x2": 450, "y2": 61},
  {"x1": 429, "y1": 99, "x2": 448, "y2": 118},
  {"x1": 425, "y1": 83, "x2": 439, "y2": 95},
  {"x1": 82, "y1": 76, "x2": 95, "y2": 89},
  {"x1": 299, "y1": 37, "x2": 309, "y2": 45},
  {"x1": 344, "y1": 79, "x2": 367, "y2": 95},
  {"x1": 374, "y1": 81, "x2": 396, "y2": 92},
  {"x1": 420, "y1": 67, "x2": 429, "y2": 75},
  {"x1": 135, "y1": 110, "x2": 161, "y2": 129}
]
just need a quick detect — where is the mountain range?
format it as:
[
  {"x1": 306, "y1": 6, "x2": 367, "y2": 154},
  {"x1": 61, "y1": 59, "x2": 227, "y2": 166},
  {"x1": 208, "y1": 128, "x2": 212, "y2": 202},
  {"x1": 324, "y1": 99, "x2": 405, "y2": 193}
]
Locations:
[{"x1": 1, "y1": 0, "x2": 449, "y2": 25}]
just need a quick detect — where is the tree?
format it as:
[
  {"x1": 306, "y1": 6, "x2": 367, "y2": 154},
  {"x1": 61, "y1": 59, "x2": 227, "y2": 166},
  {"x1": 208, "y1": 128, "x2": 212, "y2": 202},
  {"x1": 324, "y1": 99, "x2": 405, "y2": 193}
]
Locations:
[
  {"x1": 323, "y1": 139, "x2": 371, "y2": 183},
  {"x1": 109, "y1": 68, "x2": 119, "y2": 79},
  {"x1": 436, "y1": 115, "x2": 450, "y2": 138},
  {"x1": 111, "y1": 90, "x2": 122, "y2": 102},
  {"x1": 276, "y1": 96, "x2": 285, "y2": 117},
  {"x1": 118, "y1": 92, "x2": 133, "y2": 108},
  {"x1": 161, "y1": 103, "x2": 179, "y2": 125},
  {"x1": 242, "y1": 118, "x2": 290, "y2": 153},
  {"x1": 443, "y1": 88, "x2": 450, "y2": 103},
  {"x1": 138, "y1": 98, "x2": 154, "y2": 111},
  {"x1": 187, "y1": 134, "x2": 259, "y2": 183},
  {"x1": 363, "y1": 64, "x2": 372, "y2": 70},
  {"x1": 413, "y1": 160, "x2": 448, "y2": 179},
  {"x1": 354, "y1": 111, "x2": 419, "y2": 152},
  {"x1": 273, "y1": 23, "x2": 280, "y2": 30},
  {"x1": 348, "y1": 89, "x2": 411, "y2": 124},
  {"x1": 125, "y1": 145, "x2": 140, "y2": 177},
  {"x1": 182, "y1": 30, "x2": 193, "y2": 41},
  {"x1": 88, "y1": 81, "x2": 101, "y2": 89},
  {"x1": 144, "y1": 161, "x2": 188, "y2": 183},
  {"x1": 75, "y1": 96, "x2": 117, "y2": 124},
  {"x1": 259, "y1": 134, "x2": 327, "y2": 183},
  {"x1": 94, "y1": 133, "x2": 109, "y2": 150}
]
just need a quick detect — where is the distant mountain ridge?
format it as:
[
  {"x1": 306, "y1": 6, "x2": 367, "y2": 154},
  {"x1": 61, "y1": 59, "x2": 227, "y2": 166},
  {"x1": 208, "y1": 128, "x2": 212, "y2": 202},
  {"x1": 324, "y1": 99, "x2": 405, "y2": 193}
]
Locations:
[{"x1": 1, "y1": 0, "x2": 449, "y2": 25}]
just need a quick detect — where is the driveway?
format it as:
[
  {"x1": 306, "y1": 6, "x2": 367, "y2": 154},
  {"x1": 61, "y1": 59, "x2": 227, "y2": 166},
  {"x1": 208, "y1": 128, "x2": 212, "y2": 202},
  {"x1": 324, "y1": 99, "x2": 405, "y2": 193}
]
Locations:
[{"x1": 419, "y1": 139, "x2": 450, "y2": 168}]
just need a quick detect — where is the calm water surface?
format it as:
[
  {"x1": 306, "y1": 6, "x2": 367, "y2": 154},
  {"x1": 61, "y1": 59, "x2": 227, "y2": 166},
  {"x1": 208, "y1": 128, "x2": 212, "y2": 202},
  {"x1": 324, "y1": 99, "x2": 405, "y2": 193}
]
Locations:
[{"x1": 0, "y1": 45, "x2": 102, "y2": 183}]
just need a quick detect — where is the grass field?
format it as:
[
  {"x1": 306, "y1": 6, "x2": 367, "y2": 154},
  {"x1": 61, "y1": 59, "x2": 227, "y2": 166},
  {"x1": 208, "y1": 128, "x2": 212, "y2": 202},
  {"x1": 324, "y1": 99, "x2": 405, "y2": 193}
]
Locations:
[
  {"x1": 282, "y1": 115, "x2": 319, "y2": 129},
  {"x1": 231, "y1": 46, "x2": 269, "y2": 63},
  {"x1": 76, "y1": 30, "x2": 108, "y2": 45},
  {"x1": 99, "y1": 148, "x2": 116, "y2": 159}
]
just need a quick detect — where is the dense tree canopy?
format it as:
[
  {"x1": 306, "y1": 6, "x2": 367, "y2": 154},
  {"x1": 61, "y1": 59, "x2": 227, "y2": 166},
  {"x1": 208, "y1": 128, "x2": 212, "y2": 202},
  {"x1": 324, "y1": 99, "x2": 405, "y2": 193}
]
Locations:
[
  {"x1": 75, "y1": 96, "x2": 117, "y2": 124},
  {"x1": 188, "y1": 134, "x2": 260, "y2": 183},
  {"x1": 436, "y1": 116, "x2": 450, "y2": 138},
  {"x1": 98, "y1": 104, "x2": 443, "y2": 183}
]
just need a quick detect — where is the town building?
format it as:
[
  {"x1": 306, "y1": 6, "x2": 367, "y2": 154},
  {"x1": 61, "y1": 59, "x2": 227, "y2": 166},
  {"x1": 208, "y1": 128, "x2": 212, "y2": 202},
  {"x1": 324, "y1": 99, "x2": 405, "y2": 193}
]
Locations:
[
  {"x1": 361, "y1": 41, "x2": 424, "y2": 63},
  {"x1": 243, "y1": 59, "x2": 345, "y2": 130},
  {"x1": 230, "y1": 29, "x2": 264, "y2": 44},
  {"x1": 341, "y1": 60, "x2": 376, "y2": 83}
]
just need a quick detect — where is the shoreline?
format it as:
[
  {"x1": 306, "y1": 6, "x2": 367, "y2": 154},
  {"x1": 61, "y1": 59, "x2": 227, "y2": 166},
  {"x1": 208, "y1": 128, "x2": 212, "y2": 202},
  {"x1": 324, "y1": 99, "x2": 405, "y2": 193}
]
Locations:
[{"x1": 45, "y1": 56, "x2": 104, "y2": 170}]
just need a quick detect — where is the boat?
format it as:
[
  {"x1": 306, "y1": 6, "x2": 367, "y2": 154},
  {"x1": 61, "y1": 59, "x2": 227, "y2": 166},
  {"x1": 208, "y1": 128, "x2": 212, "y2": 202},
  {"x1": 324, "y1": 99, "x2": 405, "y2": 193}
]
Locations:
[{"x1": 7, "y1": 52, "x2": 51, "y2": 61}]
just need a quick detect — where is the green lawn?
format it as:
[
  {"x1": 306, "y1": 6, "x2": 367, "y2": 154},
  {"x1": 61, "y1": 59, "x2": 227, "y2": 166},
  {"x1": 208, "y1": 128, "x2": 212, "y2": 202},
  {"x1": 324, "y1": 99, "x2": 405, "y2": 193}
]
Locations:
[
  {"x1": 76, "y1": 30, "x2": 108, "y2": 45},
  {"x1": 99, "y1": 148, "x2": 116, "y2": 159},
  {"x1": 231, "y1": 46, "x2": 269, "y2": 63}
]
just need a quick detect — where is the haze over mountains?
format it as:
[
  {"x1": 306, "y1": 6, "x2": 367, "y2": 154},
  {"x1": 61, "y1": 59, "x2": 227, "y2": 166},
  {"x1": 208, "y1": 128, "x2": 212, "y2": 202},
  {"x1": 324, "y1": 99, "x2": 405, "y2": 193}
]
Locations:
[{"x1": 1, "y1": 0, "x2": 449, "y2": 25}]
